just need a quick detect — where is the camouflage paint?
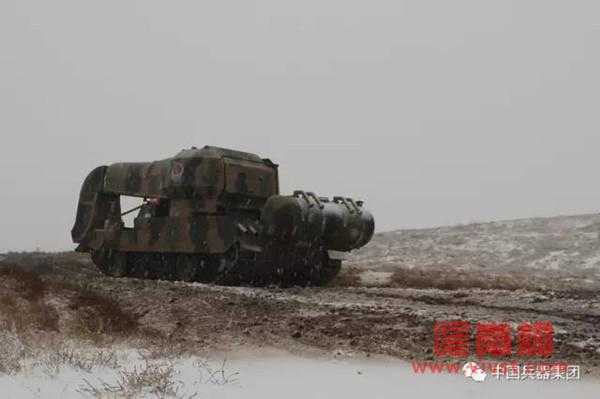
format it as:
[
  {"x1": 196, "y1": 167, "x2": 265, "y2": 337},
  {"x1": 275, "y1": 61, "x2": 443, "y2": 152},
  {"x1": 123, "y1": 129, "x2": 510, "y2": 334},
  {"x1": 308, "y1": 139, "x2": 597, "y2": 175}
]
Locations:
[{"x1": 72, "y1": 146, "x2": 373, "y2": 258}]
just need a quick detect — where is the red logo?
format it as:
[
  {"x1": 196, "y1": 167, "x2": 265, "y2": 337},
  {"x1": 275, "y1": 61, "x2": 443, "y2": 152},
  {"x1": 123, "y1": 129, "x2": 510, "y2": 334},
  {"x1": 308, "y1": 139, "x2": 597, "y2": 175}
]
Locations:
[
  {"x1": 517, "y1": 321, "x2": 554, "y2": 357},
  {"x1": 434, "y1": 320, "x2": 553, "y2": 358}
]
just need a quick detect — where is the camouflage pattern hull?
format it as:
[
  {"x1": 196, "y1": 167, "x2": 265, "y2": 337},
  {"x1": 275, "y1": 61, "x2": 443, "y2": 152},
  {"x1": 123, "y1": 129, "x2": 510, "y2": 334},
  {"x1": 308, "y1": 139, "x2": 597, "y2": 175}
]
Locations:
[{"x1": 72, "y1": 146, "x2": 373, "y2": 287}]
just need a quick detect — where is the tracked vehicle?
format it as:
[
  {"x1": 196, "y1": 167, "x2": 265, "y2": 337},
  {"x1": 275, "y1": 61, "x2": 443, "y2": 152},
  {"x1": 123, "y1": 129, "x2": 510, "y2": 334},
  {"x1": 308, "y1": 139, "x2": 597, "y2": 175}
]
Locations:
[{"x1": 71, "y1": 146, "x2": 374, "y2": 286}]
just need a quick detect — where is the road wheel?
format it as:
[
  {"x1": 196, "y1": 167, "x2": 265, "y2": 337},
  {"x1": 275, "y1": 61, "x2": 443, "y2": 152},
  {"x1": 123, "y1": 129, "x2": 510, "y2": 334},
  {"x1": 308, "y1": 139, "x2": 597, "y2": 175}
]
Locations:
[
  {"x1": 91, "y1": 249, "x2": 128, "y2": 278},
  {"x1": 175, "y1": 254, "x2": 197, "y2": 282},
  {"x1": 90, "y1": 248, "x2": 111, "y2": 275},
  {"x1": 108, "y1": 251, "x2": 128, "y2": 277}
]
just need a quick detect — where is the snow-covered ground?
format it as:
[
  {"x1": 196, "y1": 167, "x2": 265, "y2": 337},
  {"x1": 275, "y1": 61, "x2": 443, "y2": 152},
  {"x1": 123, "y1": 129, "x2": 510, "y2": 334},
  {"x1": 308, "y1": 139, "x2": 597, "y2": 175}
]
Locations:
[
  {"x1": 2, "y1": 214, "x2": 600, "y2": 398},
  {"x1": 350, "y1": 213, "x2": 600, "y2": 283},
  {"x1": 1, "y1": 347, "x2": 599, "y2": 399}
]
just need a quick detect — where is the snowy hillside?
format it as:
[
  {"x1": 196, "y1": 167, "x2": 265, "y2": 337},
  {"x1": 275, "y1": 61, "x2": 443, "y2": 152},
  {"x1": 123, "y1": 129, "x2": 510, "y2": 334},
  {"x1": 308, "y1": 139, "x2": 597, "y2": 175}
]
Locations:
[{"x1": 349, "y1": 213, "x2": 600, "y2": 289}]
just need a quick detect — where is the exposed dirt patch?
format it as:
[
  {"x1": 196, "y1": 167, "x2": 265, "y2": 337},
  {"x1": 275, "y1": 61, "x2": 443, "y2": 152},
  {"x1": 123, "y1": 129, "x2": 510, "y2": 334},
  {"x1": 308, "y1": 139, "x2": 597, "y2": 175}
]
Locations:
[
  {"x1": 0, "y1": 257, "x2": 139, "y2": 345},
  {"x1": 0, "y1": 250, "x2": 599, "y2": 376},
  {"x1": 68, "y1": 288, "x2": 138, "y2": 337}
]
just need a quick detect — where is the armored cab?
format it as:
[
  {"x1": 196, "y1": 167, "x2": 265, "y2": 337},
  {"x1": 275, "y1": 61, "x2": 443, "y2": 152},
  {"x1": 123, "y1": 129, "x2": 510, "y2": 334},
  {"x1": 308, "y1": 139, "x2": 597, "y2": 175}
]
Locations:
[{"x1": 72, "y1": 146, "x2": 374, "y2": 286}]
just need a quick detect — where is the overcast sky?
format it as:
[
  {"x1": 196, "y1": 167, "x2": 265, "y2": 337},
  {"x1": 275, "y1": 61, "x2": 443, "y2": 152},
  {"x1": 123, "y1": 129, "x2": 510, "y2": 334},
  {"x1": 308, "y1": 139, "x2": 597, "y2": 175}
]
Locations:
[{"x1": 1, "y1": 0, "x2": 599, "y2": 252}]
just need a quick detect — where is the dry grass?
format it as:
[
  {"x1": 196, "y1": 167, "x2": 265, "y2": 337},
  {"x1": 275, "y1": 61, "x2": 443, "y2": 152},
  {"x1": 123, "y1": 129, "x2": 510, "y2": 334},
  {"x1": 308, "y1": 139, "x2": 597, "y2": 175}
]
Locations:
[
  {"x1": 0, "y1": 259, "x2": 141, "y2": 380},
  {"x1": 0, "y1": 267, "x2": 60, "y2": 333},
  {"x1": 389, "y1": 266, "x2": 528, "y2": 291},
  {"x1": 76, "y1": 349, "x2": 239, "y2": 398},
  {"x1": 0, "y1": 266, "x2": 47, "y2": 301},
  {"x1": 0, "y1": 251, "x2": 99, "y2": 279},
  {"x1": 136, "y1": 338, "x2": 188, "y2": 361},
  {"x1": 68, "y1": 288, "x2": 139, "y2": 339},
  {"x1": 0, "y1": 261, "x2": 138, "y2": 341},
  {"x1": 0, "y1": 255, "x2": 211, "y2": 395},
  {"x1": 0, "y1": 329, "x2": 26, "y2": 375},
  {"x1": 35, "y1": 346, "x2": 120, "y2": 376},
  {"x1": 388, "y1": 265, "x2": 600, "y2": 296},
  {"x1": 193, "y1": 359, "x2": 239, "y2": 386},
  {"x1": 78, "y1": 361, "x2": 195, "y2": 399}
]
